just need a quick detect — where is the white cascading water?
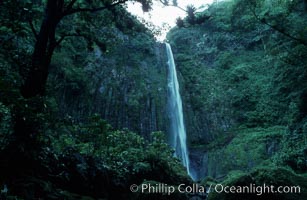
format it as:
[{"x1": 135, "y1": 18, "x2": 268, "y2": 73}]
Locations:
[{"x1": 165, "y1": 43, "x2": 193, "y2": 179}]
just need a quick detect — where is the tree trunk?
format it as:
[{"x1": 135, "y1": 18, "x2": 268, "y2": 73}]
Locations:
[
  {"x1": 21, "y1": 0, "x2": 63, "y2": 98},
  {"x1": 11, "y1": 0, "x2": 64, "y2": 175}
]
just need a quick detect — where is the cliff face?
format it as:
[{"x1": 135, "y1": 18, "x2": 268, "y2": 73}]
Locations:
[{"x1": 50, "y1": 33, "x2": 169, "y2": 139}]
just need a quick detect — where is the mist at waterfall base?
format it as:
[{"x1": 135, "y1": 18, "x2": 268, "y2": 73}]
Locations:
[{"x1": 165, "y1": 43, "x2": 197, "y2": 181}]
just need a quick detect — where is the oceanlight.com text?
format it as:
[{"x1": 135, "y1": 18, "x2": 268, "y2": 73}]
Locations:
[
  {"x1": 130, "y1": 183, "x2": 301, "y2": 196},
  {"x1": 213, "y1": 183, "x2": 300, "y2": 196}
]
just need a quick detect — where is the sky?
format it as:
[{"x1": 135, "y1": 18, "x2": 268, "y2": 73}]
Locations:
[{"x1": 126, "y1": 0, "x2": 215, "y2": 40}]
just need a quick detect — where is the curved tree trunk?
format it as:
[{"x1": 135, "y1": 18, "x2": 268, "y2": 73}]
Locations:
[{"x1": 21, "y1": 0, "x2": 63, "y2": 98}]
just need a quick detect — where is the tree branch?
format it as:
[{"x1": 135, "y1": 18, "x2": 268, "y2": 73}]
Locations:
[
  {"x1": 63, "y1": 1, "x2": 126, "y2": 16},
  {"x1": 55, "y1": 33, "x2": 88, "y2": 47},
  {"x1": 173, "y1": 5, "x2": 186, "y2": 12},
  {"x1": 64, "y1": 0, "x2": 77, "y2": 14},
  {"x1": 29, "y1": 20, "x2": 38, "y2": 40},
  {"x1": 160, "y1": 0, "x2": 186, "y2": 12},
  {"x1": 249, "y1": 6, "x2": 307, "y2": 46}
]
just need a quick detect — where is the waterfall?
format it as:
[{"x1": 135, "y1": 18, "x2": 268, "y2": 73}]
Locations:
[{"x1": 165, "y1": 43, "x2": 193, "y2": 179}]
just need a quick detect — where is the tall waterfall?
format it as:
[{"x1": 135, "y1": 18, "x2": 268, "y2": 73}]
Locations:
[{"x1": 165, "y1": 43, "x2": 192, "y2": 178}]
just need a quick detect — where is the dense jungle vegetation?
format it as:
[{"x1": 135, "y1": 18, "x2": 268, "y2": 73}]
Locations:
[{"x1": 0, "y1": 0, "x2": 307, "y2": 199}]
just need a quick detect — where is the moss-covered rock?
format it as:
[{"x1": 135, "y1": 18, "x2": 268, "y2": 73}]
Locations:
[{"x1": 194, "y1": 126, "x2": 285, "y2": 179}]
